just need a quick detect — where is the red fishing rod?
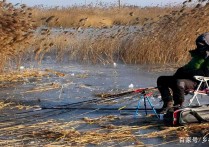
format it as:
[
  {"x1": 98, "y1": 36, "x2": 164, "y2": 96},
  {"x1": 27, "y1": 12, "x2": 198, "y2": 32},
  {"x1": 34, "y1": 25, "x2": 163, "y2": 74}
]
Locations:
[{"x1": 96, "y1": 86, "x2": 158, "y2": 98}]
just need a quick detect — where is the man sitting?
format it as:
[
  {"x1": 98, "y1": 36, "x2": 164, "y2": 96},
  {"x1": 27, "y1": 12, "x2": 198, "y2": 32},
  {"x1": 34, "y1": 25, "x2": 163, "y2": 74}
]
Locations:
[{"x1": 157, "y1": 32, "x2": 209, "y2": 113}]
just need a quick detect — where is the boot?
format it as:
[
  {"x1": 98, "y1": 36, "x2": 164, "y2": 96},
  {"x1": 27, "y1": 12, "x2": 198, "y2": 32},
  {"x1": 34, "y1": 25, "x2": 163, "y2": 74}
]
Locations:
[
  {"x1": 174, "y1": 100, "x2": 184, "y2": 109},
  {"x1": 157, "y1": 101, "x2": 174, "y2": 114}
]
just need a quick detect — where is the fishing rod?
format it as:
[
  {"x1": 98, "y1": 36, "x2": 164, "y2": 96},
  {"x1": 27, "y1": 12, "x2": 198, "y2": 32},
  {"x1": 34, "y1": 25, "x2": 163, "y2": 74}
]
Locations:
[
  {"x1": 36, "y1": 88, "x2": 152, "y2": 110},
  {"x1": 41, "y1": 106, "x2": 159, "y2": 111},
  {"x1": 95, "y1": 86, "x2": 158, "y2": 98},
  {"x1": 15, "y1": 86, "x2": 159, "y2": 114},
  {"x1": 44, "y1": 94, "x2": 161, "y2": 123},
  {"x1": 11, "y1": 97, "x2": 102, "y2": 115},
  {"x1": 40, "y1": 93, "x2": 161, "y2": 112},
  {"x1": 41, "y1": 88, "x2": 160, "y2": 111},
  {"x1": 12, "y1": 96, "x2": 109, "y2": 115},
  {"x1": 25, "y1": 86, "x2": 159, "y2": 112},
  {"x1": 0, "y1": 96, "x2": 160, "y2": 130},
  {"x1": 41, "y1": 95, "x2": 138, "y2": 110},
  {"x1": 1, "y1": 86, "x2": 160, "y2": 125},
  {"x1": 2, "y1": 92, "x2": 138, "y2": 122},
  {"x1": 0, "y1": 109, "x2": 71, "y2": 129}
]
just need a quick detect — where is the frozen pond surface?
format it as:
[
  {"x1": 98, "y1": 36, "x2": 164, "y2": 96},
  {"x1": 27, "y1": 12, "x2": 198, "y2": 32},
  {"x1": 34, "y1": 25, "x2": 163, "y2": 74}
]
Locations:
[{"x1": 0, "y1": 60, "x2": 209, "y2": 146}]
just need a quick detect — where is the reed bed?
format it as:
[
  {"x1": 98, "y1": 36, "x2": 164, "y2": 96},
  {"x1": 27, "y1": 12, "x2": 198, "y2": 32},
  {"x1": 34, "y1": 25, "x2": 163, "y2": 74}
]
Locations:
[
  {"x1": 0, "y1": 1, "x2": 36, "y2": 71},
  {"x1": 2, "y1": 1, "x2": 209, "y2": 70},
  {"x1": 123, "y1": 1, "x2": 209, "y2": 65},
  {"x1": 32, "y1": 6, "x2": 175, "y2": 28},
  {"x1": 0, "y1": 1, "x2": 57, "y2": 72},
  {"x1": 30, "y1": 1, "x2": 209, "y2": 67}
]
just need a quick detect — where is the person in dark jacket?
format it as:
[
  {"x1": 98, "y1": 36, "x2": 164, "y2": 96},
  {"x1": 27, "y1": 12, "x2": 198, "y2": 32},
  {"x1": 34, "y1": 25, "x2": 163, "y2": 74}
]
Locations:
[{"x1": 157, "y1": 32, "x2": 209, "y2": 113}]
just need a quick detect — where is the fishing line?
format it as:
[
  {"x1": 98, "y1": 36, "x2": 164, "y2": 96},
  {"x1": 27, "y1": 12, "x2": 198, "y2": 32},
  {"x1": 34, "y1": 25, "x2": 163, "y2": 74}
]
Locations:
[{"x1": 0, "y1": 87, "x2": 160, "y2": 130}]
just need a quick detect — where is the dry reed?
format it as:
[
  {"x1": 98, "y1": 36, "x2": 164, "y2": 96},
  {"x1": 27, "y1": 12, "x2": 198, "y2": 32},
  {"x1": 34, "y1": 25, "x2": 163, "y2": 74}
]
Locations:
[
  {"x1": 0, "y1": 69, "x2": 65, "y2": 88},
  {"x1": 32, "y1": 6, "x2": 175, "y2": 28},
  {"x1": 0, "y1": 70, "x2": 48, "y2": 83},
  {"x1": 30, "y1": 1, "x2": 209, "y2": 66},
  {"x1": 0, "y1": 114, "x2": 208, "y2": 146},
  {"x1": 0, "y1": 1, "x2": 57, "y2": 72},
  {"x1": 22, "y1": 82, "x2": 61, "y2": 94},
  {"x1": 2, "y1": 1, "x2": 209, "y2": 71},
  {"x1": 0, "y1": 1, "x2": 36, "y2": 71},
  {"x1": 122, "y1": 1, "x2": 209, "y2": 65}
]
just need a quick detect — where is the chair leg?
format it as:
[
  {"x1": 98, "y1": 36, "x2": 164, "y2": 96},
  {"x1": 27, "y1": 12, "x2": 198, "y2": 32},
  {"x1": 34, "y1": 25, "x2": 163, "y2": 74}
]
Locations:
[
  {"x1": 144, "y1": 96, "x2": 147, "y2": 115},
  {"x1": 196, "y1": 96, "x2": 201, "y2": 106},
  {"x1": 146, "y1": 97, "x2": 159, "y2": 119},
  {"x1": 189, "y1": 94, "x2": 198, "y2": 106},
  {"x1": 135, "y1": 96, "x2": 160, "y2": 119},
  {"x1": 189, "y1": 96, "x2": 195, "y2": 106},
  {"x1": 189, "y1": 80, "x2": 203, "y2": 106},
  {"x1": 189, "y1": 94, "x2": 201, "y2": 106},
  {"x1": 134, "y1": 97, "x2": 141, "y2": 118}
]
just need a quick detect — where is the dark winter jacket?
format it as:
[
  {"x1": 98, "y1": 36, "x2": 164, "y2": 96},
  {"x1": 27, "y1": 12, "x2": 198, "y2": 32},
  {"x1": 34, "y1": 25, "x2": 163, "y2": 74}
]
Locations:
[{"x1": 174, "y1": 49, "x2": 209, "y2": 79}]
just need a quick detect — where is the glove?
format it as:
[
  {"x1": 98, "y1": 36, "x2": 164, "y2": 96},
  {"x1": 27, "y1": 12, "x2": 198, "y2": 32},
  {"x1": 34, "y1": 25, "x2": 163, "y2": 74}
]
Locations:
[{"x1": 205, "y1": 51, "x2": 209, "y2": 59}]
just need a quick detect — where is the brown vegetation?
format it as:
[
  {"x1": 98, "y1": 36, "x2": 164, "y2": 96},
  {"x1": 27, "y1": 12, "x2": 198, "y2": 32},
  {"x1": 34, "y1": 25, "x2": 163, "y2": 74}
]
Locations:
[
  {"x1": 32, "y1": 1, "x2": 209, "y2": 66},
  {"x1": 32, "y1": 6, "x2": 175, "y2": 28},
  {"x1": 0, "y1": 1, "x2": 56, "y2": 72},
  {"x1": 0, "y1": 1, "x2": 36, "y2": 71},
  {"x1": 2, "y1": 2, "x2": 209, "y2": 146},
  {"x1": 123, "y1": 1, "x2": 209, "y2": 65},
  {"x1": 0, "y1": 113, "x2": 208, "y2": 146},
  {"x1": 2, "y1": 1, "x2": 209, "y2": 71}
]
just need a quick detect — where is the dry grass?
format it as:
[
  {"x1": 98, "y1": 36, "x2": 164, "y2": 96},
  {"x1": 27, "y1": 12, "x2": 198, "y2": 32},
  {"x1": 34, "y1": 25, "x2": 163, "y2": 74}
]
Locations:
[
  {"x1": 0, "y1": 1, "x2": 56, "y2": 72},
  {"x1": 0, "y1": 101, "x2": 13, "y2": 110},
  {"x1": 0, "y1": 70, "x2": 48, "y2": 83},
  {"x1": 122, "y1": 2, "x2": 208, "y2": 65},
  {"x1": 30, "y1": 1, "x2": 209, "y2": 66},
  {"x1": 114, "y1": 1, "x2": 209, "y2": 65},
  {"x1": 0, "y1": 114, "x2": 208, "y2": 146},
  {"x1": 0, "y1": 1, "x2": 36, "y2": 71},
  {"x1": 0, "y1": 100, "x2": 37, "y2": 111},
  {"x1": 2, "y1": 1, "x2": 209, "y2": 71},
  {"x1": 22, "y1": 82, "x2": 61, "y2": 94},
  {"x1": 32, "y1": 6, "x2": 175, "y2": 28},
  {"x1": 0, "y1": 118, "x2": 141, "y2": 146},
  {"x1": 0, "y1": 100, "x2": 34, "y2": 110},
  {"x1": 0, "y1": 69, "x2": 65, "y2": 89}
]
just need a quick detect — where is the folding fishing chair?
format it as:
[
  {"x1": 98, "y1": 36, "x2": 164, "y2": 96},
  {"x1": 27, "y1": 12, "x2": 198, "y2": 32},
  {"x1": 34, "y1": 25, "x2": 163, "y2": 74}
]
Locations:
[
  {"x1": 188, "y1": 76, "x2": 209, "y2": 106},
  {"x1": 135, "y1": 91, "x2": 160, "y2": 119}
]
